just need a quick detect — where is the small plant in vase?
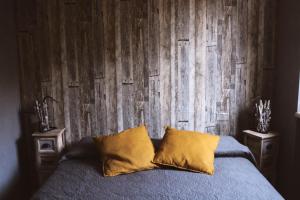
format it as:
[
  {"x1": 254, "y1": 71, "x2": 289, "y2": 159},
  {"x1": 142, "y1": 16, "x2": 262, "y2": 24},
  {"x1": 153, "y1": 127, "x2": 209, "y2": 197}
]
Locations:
[{"x1": 255, "y1": 100, "x2": 271, "y2": 134}]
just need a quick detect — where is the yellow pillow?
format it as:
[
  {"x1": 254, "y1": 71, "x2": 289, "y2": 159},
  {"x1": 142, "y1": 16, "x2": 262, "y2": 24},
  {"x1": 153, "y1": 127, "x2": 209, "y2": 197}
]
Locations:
[
  {"x1": 153, "y1": 127, "x2": 220, "y2": 175},
  {"x1": 93, "y1": 125, "x2": 156, "y2": 176}
]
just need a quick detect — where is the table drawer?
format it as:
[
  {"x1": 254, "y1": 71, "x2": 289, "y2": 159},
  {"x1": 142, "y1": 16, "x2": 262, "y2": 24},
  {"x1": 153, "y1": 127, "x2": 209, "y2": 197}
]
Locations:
[
  {"x1": 261, "y1": 155, "x2": 276, "y2": 169},
  {"x1": 37, "y1": 138, "x2": 57, "y2": 153},
  {"x1": 38, "y1": 155, "x2": 58, "y2": 170},
  {"x1": 262, "y1": 139, "x2": 278, "y2": 155}
]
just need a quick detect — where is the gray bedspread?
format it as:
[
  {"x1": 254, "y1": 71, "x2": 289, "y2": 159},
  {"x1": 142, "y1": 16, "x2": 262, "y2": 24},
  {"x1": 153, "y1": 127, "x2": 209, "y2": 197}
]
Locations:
[{"x1": 32, "y1": 136, "x2": 283, "y2": 200}]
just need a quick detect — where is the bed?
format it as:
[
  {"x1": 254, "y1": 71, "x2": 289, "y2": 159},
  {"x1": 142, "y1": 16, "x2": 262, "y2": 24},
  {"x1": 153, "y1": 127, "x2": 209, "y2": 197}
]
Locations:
[{"x1": 32, "y1": 136, "x2": 283, "y2": 200}]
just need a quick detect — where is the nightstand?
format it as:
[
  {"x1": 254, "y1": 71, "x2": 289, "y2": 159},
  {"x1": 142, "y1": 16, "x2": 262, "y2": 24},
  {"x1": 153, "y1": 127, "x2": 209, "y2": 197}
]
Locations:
[
  {"x1": 243, "y1": 130, "x2": 279, "y2": 184},
  {"x1": 32, "y1": 128, "x2": 65, "y2": 185}
]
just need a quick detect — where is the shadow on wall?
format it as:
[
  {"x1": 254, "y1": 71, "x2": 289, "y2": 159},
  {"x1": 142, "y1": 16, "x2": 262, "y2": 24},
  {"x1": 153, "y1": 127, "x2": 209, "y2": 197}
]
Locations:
[
  {"x1": 0, "y1": 116, "x2": 27, "y2": 200},
  {"x1": 236, "y1": 109, "x2": 250, "y2": 140},
  {"x1": 16, "y1": 137, "x2": 32, "y2": 200},
  {"x1": 0, "y1": 112, "x2": 37, "y2": 200},
  {"x1": 235, "y1": 106, "x2": 256, "y2": 141},
  {"x1": 0, "y1": 138, "x2": 22, "y2": 200},
  {"x1": 0, "y1": 173, "x2": 21, "y2": 200},
  {"x1": 16, "y1": 112, "x2": 40, "y2": 199},
  {"x1": 292, "y1": 120, "x2": 300, "y2": 199}
]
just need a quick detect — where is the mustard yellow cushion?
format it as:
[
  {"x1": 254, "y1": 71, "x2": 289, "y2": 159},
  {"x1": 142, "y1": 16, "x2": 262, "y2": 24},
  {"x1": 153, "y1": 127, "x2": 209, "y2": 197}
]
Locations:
[
  {"x1": 93, "y1": 125, "x2": 156, "y2": 176},
  {"x1": 153, "y1": 127, "x2": 220, "y2": 175}
]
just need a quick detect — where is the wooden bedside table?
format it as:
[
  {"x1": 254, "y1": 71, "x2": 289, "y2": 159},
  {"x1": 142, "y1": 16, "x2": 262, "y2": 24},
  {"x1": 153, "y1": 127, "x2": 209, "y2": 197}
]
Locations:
[
  {"x1": 32, "y1": 128, "x2": 65, "y2": 185},
  {"x1": 242, "y1": 130, "x2": 279, "y2": 185}
]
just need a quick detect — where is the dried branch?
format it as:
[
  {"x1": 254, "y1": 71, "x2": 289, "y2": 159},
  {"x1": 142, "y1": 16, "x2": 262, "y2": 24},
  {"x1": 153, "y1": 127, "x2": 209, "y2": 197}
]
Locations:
[
  {"x1": 255, "y1": 99, "x2": 271, "y2": 133},
  {"x1": 33, "y1": 96, "x2": 57, "y2": 132}
]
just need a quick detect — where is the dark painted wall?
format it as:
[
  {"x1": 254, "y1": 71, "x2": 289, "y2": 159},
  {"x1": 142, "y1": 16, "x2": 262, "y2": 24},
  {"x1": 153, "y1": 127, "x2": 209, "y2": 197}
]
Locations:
[
  {"x1": 274, "y1": 0, "x2": 300, "y2": 199},
  {"x1": 0, "y1": 0, "x2": 22, "y2": 199},
  {"x1": 295, "y1": 122, "x2": 300, "y2": 199}
]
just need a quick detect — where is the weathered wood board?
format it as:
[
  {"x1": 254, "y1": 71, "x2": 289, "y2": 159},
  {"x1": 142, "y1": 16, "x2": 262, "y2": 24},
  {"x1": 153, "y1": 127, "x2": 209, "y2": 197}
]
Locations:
[{"x1": 17, "y1": 0, "x2": 276, "y2": 143}]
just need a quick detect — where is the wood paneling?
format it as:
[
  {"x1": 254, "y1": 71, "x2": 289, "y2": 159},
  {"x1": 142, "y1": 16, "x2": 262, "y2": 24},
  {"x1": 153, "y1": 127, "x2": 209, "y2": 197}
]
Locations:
[{"x1": 17, "y1": 0, "x2": 276, "y2": 143}]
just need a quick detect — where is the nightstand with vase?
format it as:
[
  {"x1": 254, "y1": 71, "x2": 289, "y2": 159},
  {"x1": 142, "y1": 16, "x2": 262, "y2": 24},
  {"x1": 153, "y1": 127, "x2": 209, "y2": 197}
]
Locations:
[
  {"x1": 32, "y1": 128, "x2": 65, "y2": 185},
  {"x1": 242, "y1": 130, "x2": 279, "y2": 185},
  {"x1": 242, "y1": 99, "x2": 279, "y2": 185}
]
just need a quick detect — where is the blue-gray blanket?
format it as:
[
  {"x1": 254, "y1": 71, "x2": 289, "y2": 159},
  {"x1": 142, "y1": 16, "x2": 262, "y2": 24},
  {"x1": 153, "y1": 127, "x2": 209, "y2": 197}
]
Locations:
[{"x1": 32, "y1": 136, "x2": 283, "y2": 200}]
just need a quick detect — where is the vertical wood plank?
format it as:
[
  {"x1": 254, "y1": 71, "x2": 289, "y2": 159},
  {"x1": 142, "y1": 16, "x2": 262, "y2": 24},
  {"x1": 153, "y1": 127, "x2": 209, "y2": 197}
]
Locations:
[
  {"x1": 206, "y1": 0, "x2": 217, "y2": 46},
  {"x1": 263, "y1": 0, "x2": 276, "y2": 68},
  {"x1": 93, "y1": 0, "x2": 105, "y2": 79},
  {"x1": 18, "y1": 32, "x2": 41, "y2": 111},
  {"x1": 170, "y1": 0, "x2": 176, "y2": 127},
  {"x1": 159, "y1": 0, "x2": 171, "y2": 136},
  {"x1": 217, "y1": 3, "x2": 232, "y2": 135},
  {"x1": 194, "y1": 0, "x2": 207, "y2": 132},
  {"x1": 174, "y1": 0, "x2": 191, "y2": 130},
  {"x1": 64, "y1": 2, "x2": 79, "y2": 87},
  {"x1": 148, "y1": 76, "x2": 160, "y2": 138},
  {"x1": 60, "y1": 0, "x2": 71, "y2": 145},
  {"x1": 95, "y1": 79, "x2": 107, "y2": 135},
  {"x1": 115, "y1": 0, "x2": 124, "y2": 132},
  {"x1": 104, "y1": 0, "x2": 118, "y2": 133},
  {"x1": 235, "y1": 64, "x2": 247, "y2": 135},
  {"x1": 148, "y1": 0, "x2": 160, "y2": 77},
  {"x1": 78, "y1": 0, "x2": 93, "y2": 22},
  {"x1": 205, "y1": 46, "x2": 218, "y2": 133},
  {"x1": 176, "y1": 41, "x2": 190, "y2": 123},
  {"x1": 132, "y1": 0, "x2": 148, "y2": 126},
  {"x1": 122, "y1": 84, "x2": 135, "y2": 129},
  {"x1": 48, "y1": 0, "x2": 64, "y2": 128},
  {"x1": 220, "y1": 6, "x2": 232, "y2": 91},
  {"x1": 176, "y1": 0, "x2": 189, "y2": 40},
  {"x1": 262, "y1": 0, "x2": 276, "y2": 100},
  {"x1": 245, "y1": 0, "x2": 259, "y2": 116},
  {"x1": 68, "y1": 87, "x2": 81, "y2": 141},
  {"x1": 78, "y1": 21, "x2": 94, "y2": 137},
  {"x1": 120, "y1": 0, "x2": 134, "y2": 84},
  {"x1": 188, "y1": 0, "x2": 196, "y2": 131},
  {"x1": 235, "y1": 0, "x2": 248, "y2": 64},
  {"x1": 256, "y1": 0, "x2": 266, "y2": 96},
  {"x1": 36, "y1": 0, "x2": 51, "y2": 82},
  {"x1": 118, "y1": 0, "x2": 136, "y2": 130},
  {"x1": 63, "y1": 1, "x2": 82, "y2": 142},
  {"x1": 143, "y1": 0, "x2": 150, "y2": 132}
]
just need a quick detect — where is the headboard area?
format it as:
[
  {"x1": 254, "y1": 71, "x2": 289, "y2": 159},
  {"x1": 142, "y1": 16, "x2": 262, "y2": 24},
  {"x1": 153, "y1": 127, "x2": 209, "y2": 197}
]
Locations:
[{"x1": 16, "y1": 0, "x2": 276, "y2": 144}]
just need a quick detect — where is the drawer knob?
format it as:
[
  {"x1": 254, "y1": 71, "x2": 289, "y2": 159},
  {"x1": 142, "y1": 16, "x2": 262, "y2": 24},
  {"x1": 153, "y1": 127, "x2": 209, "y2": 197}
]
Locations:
[
  {"x1": 41, "y1": 143, "x2": 51, "y2": 149},
  {"x1": 266, "y1": 144, "x2": 273, "y2": 150}
]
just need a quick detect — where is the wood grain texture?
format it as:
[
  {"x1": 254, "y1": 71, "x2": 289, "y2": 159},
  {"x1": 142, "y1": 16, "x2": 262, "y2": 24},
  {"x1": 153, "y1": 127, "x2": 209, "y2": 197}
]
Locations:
[
  {"x1": 103, "y1": 0, "x2": 117, "y2": 134},
  {"x1": 59, "y1": 0, "x2": 71, "y2": 145},
  {"x1": 148, "y1": 0, "x2": 160, "y2": 77},
  {"x1": 48, "y1": 0, "x2": 65, "y2": 128},
  {"x1": 132, "y1": 0, "x2": 147, "y2": 127},
  {"x1": 17, "y1": 0, "x2": 276, "y2": 142},
  {"x1": 94, "y1": 78, "x2": 107, "y2": 135},
  {"x1": 120, "y1": 0, "x2": 134, "y2": 84},
  {"x1": 194, "y1": 0, "x2": 207, "y2": 131},
  {"x1": 64, "y1": 2, "x2": 80, "y2": 87},
  {"x1": 93, "y1": 0, "x2": 105, "y2": 79},
  {"x1": 159, "y1": 0, "x2": 171, "y2": 136}
]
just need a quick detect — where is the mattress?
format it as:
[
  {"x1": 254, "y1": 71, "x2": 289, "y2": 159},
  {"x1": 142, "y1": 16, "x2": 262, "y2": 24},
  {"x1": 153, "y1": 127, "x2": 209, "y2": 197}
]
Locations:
[{"x1": 32, "y1": 136, "x2": 283, "y2": 200}]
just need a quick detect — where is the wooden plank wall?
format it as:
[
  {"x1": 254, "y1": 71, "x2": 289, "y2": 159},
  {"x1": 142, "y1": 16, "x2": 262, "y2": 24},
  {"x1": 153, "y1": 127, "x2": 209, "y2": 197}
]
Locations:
[{"x1": 16, "y1": 0, "x2": 276, "y2": 143}]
